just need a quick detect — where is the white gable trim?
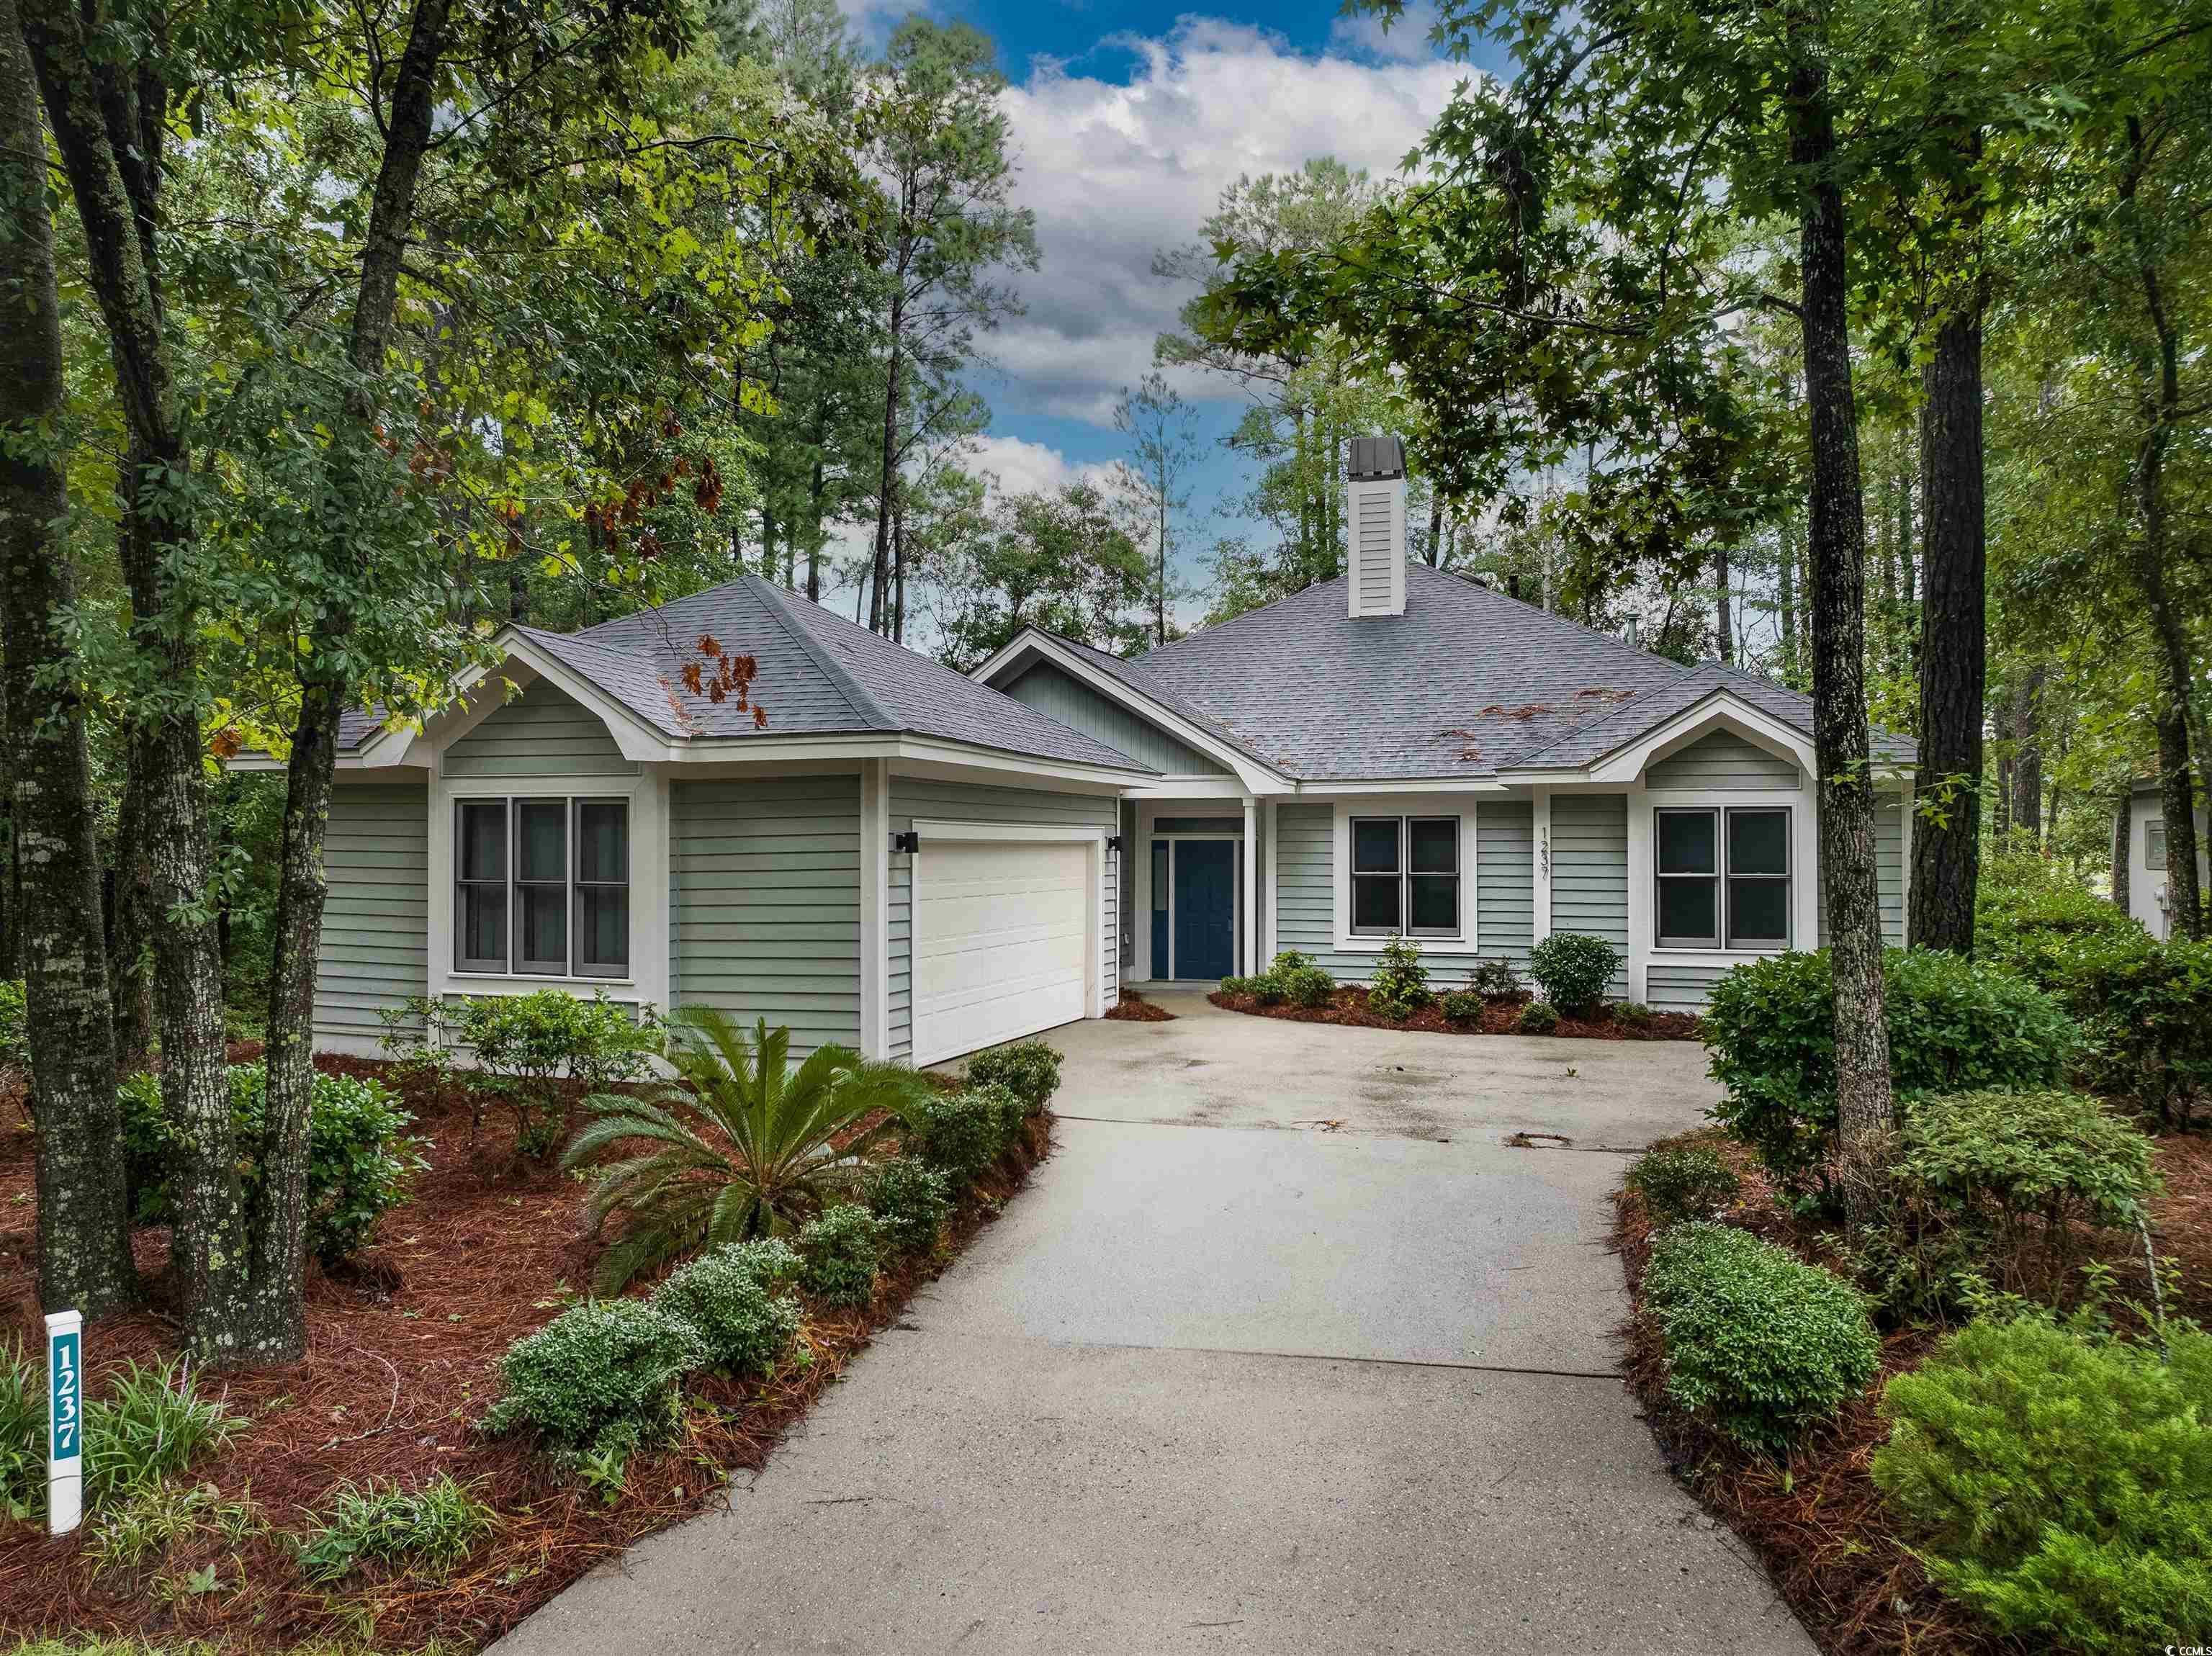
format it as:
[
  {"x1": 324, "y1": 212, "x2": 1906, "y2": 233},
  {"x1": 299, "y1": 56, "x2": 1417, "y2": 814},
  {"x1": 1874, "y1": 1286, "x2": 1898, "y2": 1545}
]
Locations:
[
  {"x1": 969, "y1": 630, "x2": 1290, "y2": 794},
  {"x1": 1506, "y1": 691, "x2": 1817, "y2": 786}
]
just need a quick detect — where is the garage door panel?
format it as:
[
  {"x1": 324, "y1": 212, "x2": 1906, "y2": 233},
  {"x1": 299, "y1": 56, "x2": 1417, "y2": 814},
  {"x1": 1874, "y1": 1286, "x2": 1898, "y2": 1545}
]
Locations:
[{"x1": 914, "y1": 839, "x2": 1092, "y2": 1064}]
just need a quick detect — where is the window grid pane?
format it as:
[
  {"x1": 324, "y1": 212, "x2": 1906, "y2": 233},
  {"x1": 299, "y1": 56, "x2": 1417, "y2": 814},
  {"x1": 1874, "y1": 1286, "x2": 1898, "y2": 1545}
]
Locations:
[
  {"x1": 1657, "y1": 876, "x2": 1719, "y2": 948},
  {"x1": 1352, "y1": 819, "x2": 1401, "y2": 875},
  {"x1": 454, "y1": 795, "x2": 630, "y2": 978},
  {"x1": 1352, "y1": 874, "x2": 1401, "y2": 933},
  {"x1": 1658, "y1": 809, "x2": 1717, "y2": 875},
  {"x1": 1727, "y1": 809, "x2": 1789, "y2": 876},
  {"x1": 1408, "y1": 874, "x2": 1458, "y2": 933},
  {"x1": 1408, "y1": 818, "x2": 1457, "y2": 874},
  {"x1": 1727, "y1": 878, "x2": 1790, "y2": 947},
  {"x1": 574, "y1": 798, "x2": 630, "y2": 976}
]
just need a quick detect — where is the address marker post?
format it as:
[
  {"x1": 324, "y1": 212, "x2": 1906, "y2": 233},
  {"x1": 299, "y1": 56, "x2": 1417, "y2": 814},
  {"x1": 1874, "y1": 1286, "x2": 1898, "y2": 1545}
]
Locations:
[{"x1": 45, "y1": 1310, "x2": 81, "y2": 1536}]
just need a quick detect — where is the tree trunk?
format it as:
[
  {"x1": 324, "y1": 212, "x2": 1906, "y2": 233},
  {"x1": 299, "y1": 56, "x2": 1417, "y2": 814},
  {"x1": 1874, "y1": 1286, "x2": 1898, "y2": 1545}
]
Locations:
[
  {"x1": 1715, "y1": 544, "x2": 1732, "y2": 665},
  {"x1": 891, "y1": 478, "x2": 907, "y2": 644},
  {"x1": 107, "y1": 756, "x2": 156, "y2": 1071},
  {"x1": 2012, "y1": 665, "x2": 2044, "y2": 843},
  {"x1": 2112, "y1": 788, "x2": 2131, "y2": 914},
  {"x1": 1787, "y1": 19, "x2": 1894, "y2": 1192},
  {"x1": 1910, "y1": 303, "x2": 1986, "y2": 952},
  {"x1": 1778, "y1": 515, "x2": 1799, "y2": 685},
  {"x1": 0, "y1": 6, "x2": 136, "y2": 1314},
  {"x1": 254, "y1": 0, "x2": 454, "y2": 1365},
  {"x1": 871, "y1": 283, "x2": 905, "y2": 636}
]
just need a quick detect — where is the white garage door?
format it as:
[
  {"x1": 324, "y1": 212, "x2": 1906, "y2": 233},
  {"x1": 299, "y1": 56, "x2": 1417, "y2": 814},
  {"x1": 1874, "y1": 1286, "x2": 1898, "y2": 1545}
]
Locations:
[{"x1": 913, "y1": 837, "x2": 1092, "y2": 1066}]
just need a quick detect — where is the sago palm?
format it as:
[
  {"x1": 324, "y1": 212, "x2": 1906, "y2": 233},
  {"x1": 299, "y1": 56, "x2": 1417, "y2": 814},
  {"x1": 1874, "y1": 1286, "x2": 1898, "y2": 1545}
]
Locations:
[{"x1": 563, "y1": 1007, "x2": 931, "y2": 1294}]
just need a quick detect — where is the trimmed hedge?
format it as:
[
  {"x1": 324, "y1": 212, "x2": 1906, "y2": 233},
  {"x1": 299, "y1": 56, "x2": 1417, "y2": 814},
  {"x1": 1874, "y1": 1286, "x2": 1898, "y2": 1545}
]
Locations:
[
  {"x1": 797, "y1": 1204, "x2": 882, "y2": 1308},
  {"x1": 1642, "y1": 1223, "x2": 1879, "y2": 1455},
  {"x1": 963, "y1": 1041, "x2": 1061, "y2": 1114},
  {"x1": 1627, "y1": 1145, "x2": 1740, "y2": 1226},
  {"x1": 1529, "y1": 932, "x2": 1619, "y2": 1015},
  {"x1": 650, "y1": 1246, "x2": 802, "y2": 1377},
  {"x1": 862, "y1": 1156, "x2": 953, "y2": 1256},
  {"x1": 485, "y1": 1301, "x2": 705, "y2": 1458}
]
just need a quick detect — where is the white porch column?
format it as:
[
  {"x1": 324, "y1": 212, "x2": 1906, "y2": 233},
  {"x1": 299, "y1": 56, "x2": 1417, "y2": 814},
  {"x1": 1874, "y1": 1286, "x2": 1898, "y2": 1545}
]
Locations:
[
  {"x1": 1624, "y1": 786, "x2": 1651, "y2": 1002},
  {"x1": 860, "y1": 759, "x2": 889, "y2": 1058},
  {"x1": 1532, "y1": 788, "x2": 1554, "y2": 943},
  {"x1": 1242, "y1": 795, "x2": 1259, "y2": 974},
  {"x1": 1264, "y1": 798, "x2": 1280, "y2": 966}
]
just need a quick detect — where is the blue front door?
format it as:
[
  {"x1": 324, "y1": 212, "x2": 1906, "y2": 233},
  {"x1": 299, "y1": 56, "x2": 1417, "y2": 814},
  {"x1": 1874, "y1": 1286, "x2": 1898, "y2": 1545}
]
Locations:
[{"x1": 1171, "y1": 839, "x2": 1236, "y2": 979}]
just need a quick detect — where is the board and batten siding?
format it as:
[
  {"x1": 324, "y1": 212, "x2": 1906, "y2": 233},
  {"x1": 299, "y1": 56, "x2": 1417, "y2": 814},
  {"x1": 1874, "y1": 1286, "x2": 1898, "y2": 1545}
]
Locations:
[
  {"x1": 1272, "y1": 801, "x2": 1533, "y2": 988},
  {"x1": 1645, "y1": 731, "x2": 1802, "y2": 791},
  {"x1": 315, "y1": 782, "x2": 429, "y2": 1050},
  {"x1": 669, "y1": 775, "x2": 860, "y2": 1053},
  {"x1": 1001, "y1": 662, "x2": 1226, "y2": 775},
  {"x1": 1550, "y1": 793, "x2": 1631, "y2": 996},
  {"x1": 885, "y1": 778, "x2": 1120, "y2": 1063},
  {"x1": 444, "y1": 680, "x2": 638, "y2": 778}
]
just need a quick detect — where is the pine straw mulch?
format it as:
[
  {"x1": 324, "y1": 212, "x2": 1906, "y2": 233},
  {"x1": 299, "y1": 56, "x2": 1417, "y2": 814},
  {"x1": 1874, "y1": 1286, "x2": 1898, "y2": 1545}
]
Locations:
[
  {"x1": 1101, "y1": 990, "x2": 1174, "y2": 1022},
  {"x1": 1210, "y1": 984, "x2": 1703, "y2": 1041},
  {"x1": 0, "y1": 1056, "x2": 1052, "y2": 1653},
  {"x1": 1614, "y1": 1122, "x2": 2210, "y2": 1656}
]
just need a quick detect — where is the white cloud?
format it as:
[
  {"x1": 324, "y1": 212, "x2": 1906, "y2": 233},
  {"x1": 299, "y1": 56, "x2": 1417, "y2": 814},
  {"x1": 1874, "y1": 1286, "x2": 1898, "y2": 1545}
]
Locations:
[
  {"x1": 958, "y1": 432, "x2": 1118, "y2": 500},
  {"x1": 993, "y1": 17, "x2": 1461, "y2": 426},
  {"x1": 1326, "y1": 1, "x2": 1445, "y2": 65}
]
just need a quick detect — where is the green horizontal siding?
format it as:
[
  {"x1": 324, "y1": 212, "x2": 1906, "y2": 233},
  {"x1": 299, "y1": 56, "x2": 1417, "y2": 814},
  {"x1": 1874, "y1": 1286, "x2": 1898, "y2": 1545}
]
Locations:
[
  {"x1": 1272, "y1": 802, "x2": 1503, "y2": 990},
  {"x1": 445, "y1": 680, "x2": 638, "y2": 778},
  {"x1": 1645, "y1": 731, "x2": 1802, "y2": 791},
  {"x1": 1002, "y1": 662, "x2": 1226, "y2": 775},
  {"x1": 1475, "y1": 801, "x2": 1533, "y2": 967},
  {"x1": 1647, "y1": 961, "x2": 1734, "y2": 1012},
  {"x1": 671, "y1": 775, "x2": 860, "y2": 1053},
  {"x1": 1550, "y1": 793, "x2": 1629, "y2": 996},
  {"x1": 1817, "y1": 796, "x2": 1907, "y2": 948},
  {"x1": 315, "y1": 783, "x2": 429, "y2": 1048}
]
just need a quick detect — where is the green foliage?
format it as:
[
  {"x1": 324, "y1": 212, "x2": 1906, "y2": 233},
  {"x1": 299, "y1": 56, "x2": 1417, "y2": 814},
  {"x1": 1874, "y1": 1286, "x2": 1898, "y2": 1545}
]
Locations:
[
  {"x1": 563, "y1": 1009, "x2": 929, "y2": 1294},
  {"x1": 84, "y1": 1480, "x2": 264, "y2": 1576},
  {"x1": 0, "y1": 1341, "x2": 45, "y2": 1519},
  {"x1": 485, "y1": 1300, "x2": 706, "y2": 1459},
  {"x1": 1467, "y1": 956, "x2": 1523, "y2": 999},
  {"x1": 962, "y1": 1040, "x2": 1061, "y2": 1114},
  {"x1": 1874, "y1": 1315, "x2": 2212, "y2": 1652},
  {"x1": 1217, "y1": 974, "x2": 1261, "y2": 999},
  {"x1": 1274, "y1": 962, "x2": 1336, "y2": 1008},
  {"x1": 84, "y1": 1358, "x2": 246, "y2": 1508},
  {"x1": 2016, "y1": 932, "x2": 2212, "y2": 1133},
  {"x1": 649, "y1": 1246, "x2": 802, "y2": 1377},
  {"x1": 1627, "y1": 1146, "x2": 1741, "y2": 1226},
  {"x1": 1642, "y1": 1224, "x2": 1879, "y2": 1456},
  {"x1": 386, "y1": 990, "x2": 661, "y2": 1161},
  {"x1": 119, "y1": 1066, "x2": 424, "y2": 1266},
  {"x1": 861, "y1": 1157, "x2": 953, "y2": 1256},
  {"x1": 1702, "y1": 949, "x2": 2077, "y2": 1192},
  {"x1": 1439, "y1": 990, "x2": 1485, "y2": 1025},
  {"x1": 295, "y1": 1475, "x2": 498, "y2": 1583},
  {"x1": 904, "y1": 1084, "x2": 1023, "y2": 1186},
  {"x1": 1517, "y1": 1001, "x2": 1560, "y2": 1035},
  {"x1": 1528, "y1": 932, "x2": 1619, "y2": 1016},
  {"x1": 0, "y1": 980, "x2": 24, "y2": 1068},
  {"x1": 1611, "y1": 1000, "x2": 1653, "y2": 1029},
  {"x1": 1364, "y1": 935, "x2": 1432, "y2": 1022},
  {"x1": 1975, "y1": 858, "x2": 2143, "y2": 989},
  {"x1": 798, "y1": 1204, "x2": 882, "y2": 1308}
]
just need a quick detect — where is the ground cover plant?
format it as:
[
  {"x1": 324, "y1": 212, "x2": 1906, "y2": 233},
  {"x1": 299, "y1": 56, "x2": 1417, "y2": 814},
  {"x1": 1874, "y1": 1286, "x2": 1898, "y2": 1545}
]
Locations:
[
  {"x1": 0, "y1": 1027, "x2": 1056, "y2": 1650},
  {"x1": 1210, "y1": 973, "x2": 1700, "y2": 1041}
]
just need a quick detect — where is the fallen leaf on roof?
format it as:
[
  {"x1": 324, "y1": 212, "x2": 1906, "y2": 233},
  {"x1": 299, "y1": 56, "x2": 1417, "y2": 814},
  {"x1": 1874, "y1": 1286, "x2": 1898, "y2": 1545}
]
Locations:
[{"x1": 1574, "y1": 686, "x2": 1640, "y2": 703}]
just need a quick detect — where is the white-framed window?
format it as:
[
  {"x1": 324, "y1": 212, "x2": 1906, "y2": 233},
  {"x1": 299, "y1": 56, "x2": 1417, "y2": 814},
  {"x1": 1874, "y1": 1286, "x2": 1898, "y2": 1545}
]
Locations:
[
  {"x1": 2148, "y1": 819, "x2": 2168, "y2": 871},
  {"x1": 1655, "y1": 806, "x2": 1791, "y2": 950},
  {"x1": 1349, "y1": 815, "x2": 1461, "y2": 937},
  {"x1": 454, "y1": 795, "x2": 630, "y2": 978}
]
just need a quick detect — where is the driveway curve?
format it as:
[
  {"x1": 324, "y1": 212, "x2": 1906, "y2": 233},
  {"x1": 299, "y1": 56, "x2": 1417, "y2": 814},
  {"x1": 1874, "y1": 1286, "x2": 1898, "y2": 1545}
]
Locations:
[{"x1": 495, "y1": 992, "x2": 1812, "y2": 1656}]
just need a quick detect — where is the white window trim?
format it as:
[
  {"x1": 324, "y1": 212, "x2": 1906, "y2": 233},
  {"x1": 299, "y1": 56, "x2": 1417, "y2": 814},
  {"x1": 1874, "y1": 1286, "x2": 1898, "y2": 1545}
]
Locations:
[
  {"x1": 1327, "y1": 796, "x2": 1483, "y2": 955},
  {"x1": 428, "y1": 767, "x2": 670, "y2": 1013},
  {"x1": 1626, "y1": 787, "x2": 1816, "y2": 1001},
  {"x1": 1652, "y1": 804, "x2": 1795, "y2": 952},
  {"x1": 1132, "y1": 800, "x2": 1245, "y2": 981}
]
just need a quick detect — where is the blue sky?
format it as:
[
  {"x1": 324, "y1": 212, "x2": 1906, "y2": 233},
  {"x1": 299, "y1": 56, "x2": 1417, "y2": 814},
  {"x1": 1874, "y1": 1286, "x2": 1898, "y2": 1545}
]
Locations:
[{"x1": 833, "y1": 1, "x2": 1488, "y2": 619}]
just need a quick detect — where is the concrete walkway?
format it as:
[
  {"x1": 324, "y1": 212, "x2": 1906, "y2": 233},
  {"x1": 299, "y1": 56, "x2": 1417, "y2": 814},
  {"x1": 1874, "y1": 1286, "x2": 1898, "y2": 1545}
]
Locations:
[{"x1": 495, "y1": 995, "x2": 1812, "y2": 1656}]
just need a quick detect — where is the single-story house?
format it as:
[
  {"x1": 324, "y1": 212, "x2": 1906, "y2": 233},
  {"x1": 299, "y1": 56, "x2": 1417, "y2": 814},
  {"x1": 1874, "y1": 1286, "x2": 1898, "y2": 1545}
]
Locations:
[
  {"x1": 2119, "y1": 781, "x2": 2211, "y2": 940},
  {"x1": 284, "y1": 436, "x2": 1917, "y2": 1065}
]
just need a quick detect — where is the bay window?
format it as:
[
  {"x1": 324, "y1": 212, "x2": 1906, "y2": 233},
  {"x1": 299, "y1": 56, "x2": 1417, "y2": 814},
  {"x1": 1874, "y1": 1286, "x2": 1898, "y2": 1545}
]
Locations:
[
  {"x1": 1655, "y1": 806, "x2": 1791, "y2": 950},
  {"x1": 1350, "y1": 816, "x2": 1461, "y2": 937},
  {"x1": 454, "y1": 796, "x2": 630, "y2": 978}
]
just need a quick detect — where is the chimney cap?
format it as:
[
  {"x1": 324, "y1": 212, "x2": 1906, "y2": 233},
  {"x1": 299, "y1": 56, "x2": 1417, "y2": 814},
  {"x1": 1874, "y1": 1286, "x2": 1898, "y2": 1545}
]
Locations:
[{"x1": 1347, "y1": 436, "x2": 1406, "y2": 481}]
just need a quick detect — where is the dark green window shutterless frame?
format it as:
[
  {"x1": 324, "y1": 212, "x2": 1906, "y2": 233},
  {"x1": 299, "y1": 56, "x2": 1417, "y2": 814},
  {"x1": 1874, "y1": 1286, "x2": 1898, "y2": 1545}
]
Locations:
[
  {"x1": 455, "y1": 796, "x2": 630, "y2": 978},
  {"x1": 1655, "y1": 806, "x2": 1791, "y2": 950}
]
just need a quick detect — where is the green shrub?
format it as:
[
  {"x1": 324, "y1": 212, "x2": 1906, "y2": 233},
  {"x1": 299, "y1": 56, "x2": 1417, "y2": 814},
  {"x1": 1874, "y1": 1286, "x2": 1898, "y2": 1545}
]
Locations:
[
  {"x1": 862, "y1": 1157, "x2": 953, "y2": 1256},
  {"x1": 1627, "y1": 1146, "x2": 1741, "y2": 1225},
  {"x1": 2063, "y1": 933, "x2": 2212, "y2": 1133},
  {"x1": 797, "y1": 1204, "x2": 881, "y2": 1308},
  {"x1": 85, "y1": 1356, "x2": 246, "y2": 1507},
  {"x1": 1517, "y1": 1001, "x2": 1559, "y2": 1035},
  {"x1": 963, "y1": 1040, "x2": 1061, "y2": 1114},
  {"x1": 1439, "y1": 990, "x2": 1485, "y2": 1026},
  {"x1": 120, "y1": 1065, "x2": 424, "y2": 1266},
  {"x1": 1278, "y1": 963, "x2": 1336, "y2": 1008},
  {"x1": 1702, "y1": 948, "x2": 2077, "y2": 1193},
  {"x1": 0, "y1": 1341, "x2": 40, "y2": 1518},
  {"x1": 385, "y1": 988, "x2": 662, "y2": 1161},
  {"x1": 1642, "y1": 1223, "x2": 1879, "y2": 1455},
  {"x1": 651, "y1": 1245, "x2": 804, "y2": 1377},
  {"x1": 1270, "y1": 949, "x2": 1317, "y2": 973},
  {"x1": 1529, "y1": 932, "x2": 1619, "y2": 1015},
  {"x1": 1611, "y1": 1000, "x2": 1653, "y2": 1029},
  {"x1": 1874, "y1": 1315, "x2": 2212, "y2": 1652},
  {"x1": 1366, "y1": 935, "x2": 1431, "y2": 1021},
  {"x1": 295, "y1": 1474, "x2": 498, "y2": 1583},
  {"x1": 904, "y1": 1084, "x2": 1020, "y2": 1184},
  {"x1": 1467, "y1": 956, "x2": 1522, "y2": 999},
  {"x1": 565, "y1": 1009, "x2": 927, "y2": 1294},
  {"x1": 714, "y1": 1235, "x2": 804, "y2": 1290},
  {"x1": 485, "y1": 1300, "x2": 706, "y2": 1459},
  {"x1": 0, "y1": 979, "x2": 24, "y2": 1068},
  {"x1": 1976, "y1": 860, "x2": 2143, "y2": 991},
  {"x1": 1217, "y1": 974, "x2": 1258, "y2": 999}
]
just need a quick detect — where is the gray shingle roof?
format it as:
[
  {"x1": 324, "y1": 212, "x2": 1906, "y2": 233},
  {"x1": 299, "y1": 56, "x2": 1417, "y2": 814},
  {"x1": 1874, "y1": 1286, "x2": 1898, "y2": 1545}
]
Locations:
[{"x1": 1094, "y1": 564, "x2": 1915, "y2": 781}]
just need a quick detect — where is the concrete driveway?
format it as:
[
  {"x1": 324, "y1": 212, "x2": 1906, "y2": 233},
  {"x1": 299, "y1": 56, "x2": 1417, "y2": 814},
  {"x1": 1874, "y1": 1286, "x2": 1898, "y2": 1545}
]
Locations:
[{"x1": 495, "y1": 994, "x2": 1812, "y2": 1656}]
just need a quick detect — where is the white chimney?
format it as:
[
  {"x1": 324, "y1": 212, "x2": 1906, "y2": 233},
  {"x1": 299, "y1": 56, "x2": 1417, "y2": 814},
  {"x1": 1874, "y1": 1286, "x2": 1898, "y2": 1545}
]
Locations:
[{"x1": 1345, "y1": 436, "x2": 1407, "y2": 618}]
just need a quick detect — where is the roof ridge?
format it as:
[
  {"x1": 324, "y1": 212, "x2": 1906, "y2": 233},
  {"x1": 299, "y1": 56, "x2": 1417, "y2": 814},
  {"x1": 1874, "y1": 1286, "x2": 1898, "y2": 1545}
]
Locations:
[{"x1": 743, "y1": 577, "x2": 895, "y2": 732}]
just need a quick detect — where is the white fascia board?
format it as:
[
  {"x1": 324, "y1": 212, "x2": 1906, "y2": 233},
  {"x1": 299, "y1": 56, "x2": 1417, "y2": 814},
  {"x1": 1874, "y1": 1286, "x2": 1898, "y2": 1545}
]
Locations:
[
  {"x1": 1506, "y1": 691, "x2": 1817, "y2": 787},
  {"x1": 1292, "y1": 777, "x2": 1507, "y2": 796},
  {"x1": 968, "y1": 630, "x2": 1288, "y2": 794}
]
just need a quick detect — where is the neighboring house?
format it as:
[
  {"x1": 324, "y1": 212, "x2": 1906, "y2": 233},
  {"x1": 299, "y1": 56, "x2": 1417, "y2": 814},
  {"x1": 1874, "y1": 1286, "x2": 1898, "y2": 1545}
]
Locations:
[
  {"x1": 271, "y1": 436, "x2": 1917, "y2": 1067},
  {"x1": 2118, "y1": 781, "x2": 2211, "y2": 939}
]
